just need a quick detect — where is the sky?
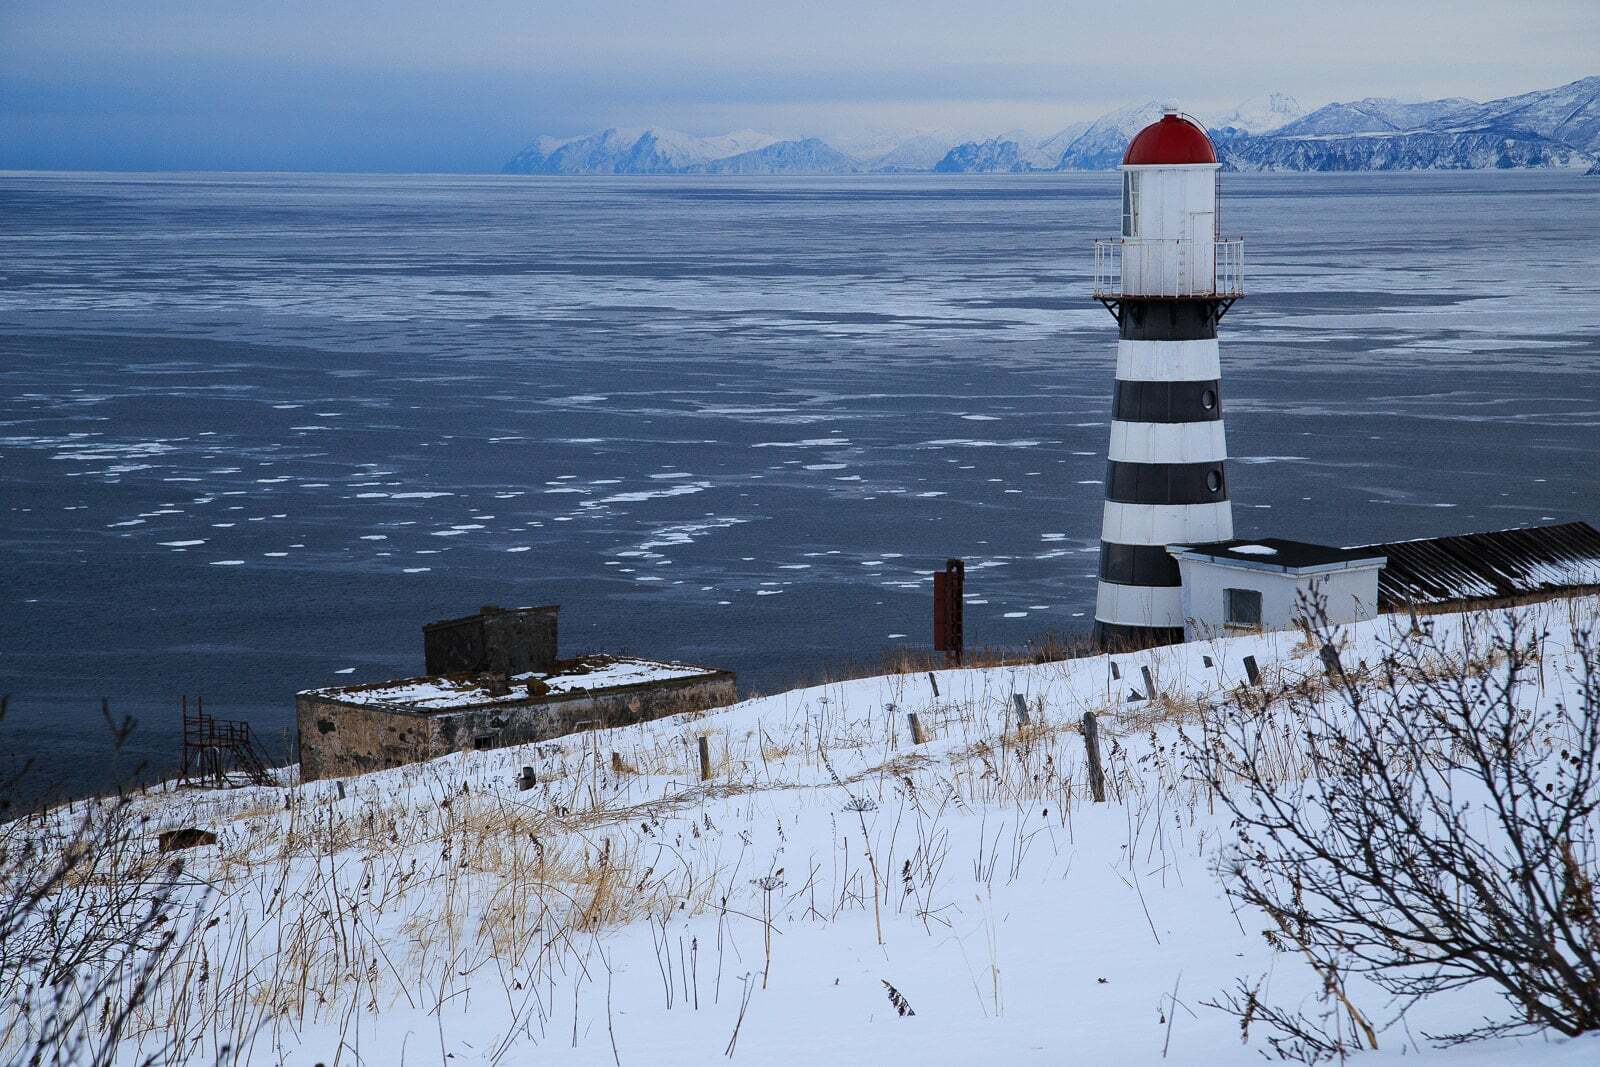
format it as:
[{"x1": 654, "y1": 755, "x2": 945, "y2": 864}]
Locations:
[{"x1": 2, "y1": 0, "x2": 1596, "y2": 172}]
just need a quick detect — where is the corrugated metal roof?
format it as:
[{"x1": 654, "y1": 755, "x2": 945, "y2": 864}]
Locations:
[{"x1": 1348, "y1": 522, "x2": 1600, "y2": 609}]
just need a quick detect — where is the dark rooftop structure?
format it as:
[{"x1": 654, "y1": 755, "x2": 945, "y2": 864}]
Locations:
[
  {"x1": 1169, "y1": 538, "x2": 1387, "y2": 573},
  {"x1": 1349, "y1": 521, "x2": 1600, "y2": 611}
]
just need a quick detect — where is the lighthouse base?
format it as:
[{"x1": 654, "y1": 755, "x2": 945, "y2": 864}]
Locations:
[{"x1": 1093, "y1": 621, "x2": 1184, "y2": 653}]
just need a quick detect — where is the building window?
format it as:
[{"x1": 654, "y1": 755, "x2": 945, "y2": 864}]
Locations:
[
  {"x1": 1225, "y1": 588, "x2": 1262, "y2": 629},
  {"x1": 1122, "y1": 172, "x2": 1140, "y2": 237}
]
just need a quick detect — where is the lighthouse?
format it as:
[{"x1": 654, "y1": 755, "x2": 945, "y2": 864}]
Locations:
[{"x1": 1091, "y1": 108, "x2": 1243, "y2": 649}]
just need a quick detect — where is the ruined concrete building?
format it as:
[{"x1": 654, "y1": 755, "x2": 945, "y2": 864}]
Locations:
[{"x1": 298, "y1": 604, "x2": 735, "y2": 781}]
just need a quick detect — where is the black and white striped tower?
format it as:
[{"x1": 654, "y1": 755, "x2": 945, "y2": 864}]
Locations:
[{"x1": 1091, "y1": 108, "x2": 1243, "y2": 649}]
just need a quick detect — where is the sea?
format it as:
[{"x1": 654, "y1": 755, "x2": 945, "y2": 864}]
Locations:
[{"x1": 2, "y1": 170, "x2": 1596, "y2": 803}]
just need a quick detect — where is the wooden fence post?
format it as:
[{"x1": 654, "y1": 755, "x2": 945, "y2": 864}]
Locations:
[
  {"x1": 1140, "y1": 664, "x2": 1157, "y2": 700},
  {"x1": 908, "y1": 712, "x2": 927, "y2": 746},
  {"x1": 698, "y1": 736, "x2": 713, "y2": 782},
  {"x1": 1082, "y1": 712, "x2": 1106, "y2": 803},
  {"x1": 926, "y1": 672, "x2": 940, "y2": 698},
  {"x1": 1242, "y1": 655, "x2": 1262, "y2": 687},
  {"x1": 1011, "y1": 693, "x2": 1031, "y2": 728}
]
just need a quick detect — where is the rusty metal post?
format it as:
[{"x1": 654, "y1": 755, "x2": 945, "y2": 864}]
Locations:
[
  {"x1": 932, "y1": 558, "x2": 965, "y2": 664},
  {"x1": 698, "y1": 736, "x2": 712, "y2": 782},
  {"x1": 1082, "y1": 712, "x2": 1106, "y2": 803}
]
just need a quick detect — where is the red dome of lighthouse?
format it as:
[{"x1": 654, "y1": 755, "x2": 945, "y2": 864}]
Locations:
[{"x1": 1122, "y1": 111, "x2": 1216, "y2": 166}]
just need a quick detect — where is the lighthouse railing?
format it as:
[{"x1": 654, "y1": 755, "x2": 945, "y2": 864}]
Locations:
[{"x1": 1093, "y1": 237, "x2": 1244, "y2": 299}]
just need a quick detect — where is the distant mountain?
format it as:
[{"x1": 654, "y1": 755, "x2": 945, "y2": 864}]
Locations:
[
  {"x1": 502, "y1": 127, "x2": 780, "y2": 174},
  {"x1": 1451, "y1": 76, "x2": 1600, "y2": 154},
  {"x1": 695, "y1": 138, "x2": 858, "y2": 175},
  {"x1": 1209, "y1": 92, "x2": 1305, "y2": 135},
  {"x1": 503, "y1": 76, "x2": 1600, "y2": 176},
  {"x1": 1052, "y1": 101, "x2": 1171, "y2": 169},
  {"x1": 1224, "y1": 77, "x2": 1600, "y2": 171},
  {"x1": 868, "y1": 133, "x2": 961, "y2": 172},
  {"x1": 933, "y1": 137, "x2": 1034, "y2": 173},
  {"x1": 1272, "y1": 97, "x2": 1477, "y2": 137},
  {"x1": 929, "y1": 102, "x2": 1175, "y2": 172},
  {"x1": 1220, "y1": 128, "x2": 1591, "y2": 172}
]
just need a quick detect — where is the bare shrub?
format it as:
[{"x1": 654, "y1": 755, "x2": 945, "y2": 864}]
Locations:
[
  {"x1": 1195, "y1": 599, "x2": 1600, "y2": 1048},
  {"x1": 0, "y1": 698, "x2": 214, "y2": 1067}
]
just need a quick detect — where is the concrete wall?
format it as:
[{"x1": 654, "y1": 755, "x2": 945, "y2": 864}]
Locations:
[
  {"x1": 1177, "y1": 561, "x2": 1382, "y2": 641},
  {"x1": 297, "y1": 695, "x2": 437, "y2": 782},
  {"x1": 423, "y1": 605, "x2": 560, "y2": 676},
  {"x1": 298, "y1": 672, "x2": 737, "y2": 782}
]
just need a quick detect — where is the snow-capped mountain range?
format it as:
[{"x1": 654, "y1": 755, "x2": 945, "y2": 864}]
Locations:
[{"x1": 504, "y1": 76, "x2": 1600, "y2": 175}]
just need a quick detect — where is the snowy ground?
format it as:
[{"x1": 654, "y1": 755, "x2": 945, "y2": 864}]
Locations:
[{"x1": 16, "y1": 596, "x2": 1600, "y2": 1066}]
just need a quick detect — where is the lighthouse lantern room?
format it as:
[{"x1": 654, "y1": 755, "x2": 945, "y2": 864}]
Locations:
[{"x1": 1092, "y1": 107, "x2": 1244, "y2": 649}]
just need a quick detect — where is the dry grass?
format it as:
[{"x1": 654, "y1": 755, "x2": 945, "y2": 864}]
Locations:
[{"x1": 7, "y1": 595, "x2": 1593, "y2": 1066}]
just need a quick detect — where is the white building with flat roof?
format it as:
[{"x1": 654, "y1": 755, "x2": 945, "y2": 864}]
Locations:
[{"x1": 1168, "y1": 538, "x2": 1387, "y2": 641}]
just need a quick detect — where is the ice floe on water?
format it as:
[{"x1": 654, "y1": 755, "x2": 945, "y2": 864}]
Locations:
[
  {"x1": 920, "y1": 438, "x2": 1042, "y2": 448},
  {"x1": 752, "y1": 438, "x2": 850, "y2": 448},
  {"x1": 585, "y1": 482, "x2": 710, "y2": 506}
]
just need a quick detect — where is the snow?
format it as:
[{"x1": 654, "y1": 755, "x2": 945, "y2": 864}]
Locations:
[
  {"x1": 17, "y1": 596, "x2": 1600, "y2": 1066},
  {"x1": 306, "y1": 656, "x2": 720, "y2": 710},
  {"x1": 1230, "y1": 543, "x2": 1279, "y2": 556}
]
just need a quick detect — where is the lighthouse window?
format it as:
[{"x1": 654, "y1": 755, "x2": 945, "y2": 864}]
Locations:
[
  {"x1": 1121, "y1": 172, "x2": 1141, "y2": 236},
  {"x1": 1201, "y1": 388, "x2": 1217, "y2": 411},
  {"x1": 1225, "y1": 588, "x2": 1263, "y2": 629}
]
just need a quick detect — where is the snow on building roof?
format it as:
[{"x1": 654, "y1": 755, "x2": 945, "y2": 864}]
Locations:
[
  {"x1": 303, "y1": 655, "x2": 724, "y2": 711},
  {"x1": 1350, "y1": 521, "x2": 1600, "y2": 609},
  {"x1": 1122, "y1": 112, "x2": 1217, "y2": 166},
  {"x1": 1170, "y1": 538, "x2": 1386, "y2": 574}
]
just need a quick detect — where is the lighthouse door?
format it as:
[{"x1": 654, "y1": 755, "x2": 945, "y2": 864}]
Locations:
[{"x1": 1187, "y1": 209, "x2": 1214, "y2": 294}]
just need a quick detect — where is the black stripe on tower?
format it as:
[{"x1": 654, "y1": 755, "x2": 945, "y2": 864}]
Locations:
[
  {"x1": 1105, "y1": 459, "x2": 1228, "y2": 505},
  {"x1": 1119, "y1": 300, "x2": 1220, "y2": 341},
  {"x1": 1098, "y1": 543, "x2": 1181, "y2": 587},
  {"x1": 1112, "y1": 379, "x2": 1221, "y2": 422},
  {"x1": 1095, "y1": 621, "x2": 1185, "y2": 651}
]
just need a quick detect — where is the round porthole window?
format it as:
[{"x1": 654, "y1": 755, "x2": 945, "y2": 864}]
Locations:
[
  {"x1": 1201, "y1": 388, "x2": 1218, "y2": 411},
  {"x1": 1206, "y1": 469, "x2": 1223, "y2": 493}
]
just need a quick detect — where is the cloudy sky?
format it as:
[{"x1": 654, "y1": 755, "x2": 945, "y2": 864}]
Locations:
[{"x1": 3, "y1": 0, "x2": 1595, "y2": 171}]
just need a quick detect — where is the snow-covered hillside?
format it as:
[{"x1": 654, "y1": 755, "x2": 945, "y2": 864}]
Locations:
[
  {"x1": 12, "y1": 598, "x2": 1600, "y2": 1065},
  {"x1": 1222, "y1": 77, "x2": 1600, "y2": 172}
]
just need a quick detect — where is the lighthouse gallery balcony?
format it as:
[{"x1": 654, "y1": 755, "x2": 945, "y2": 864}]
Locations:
[{"x1": 1093, "y1": 237, "x2": 1244, "y2": 300}]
